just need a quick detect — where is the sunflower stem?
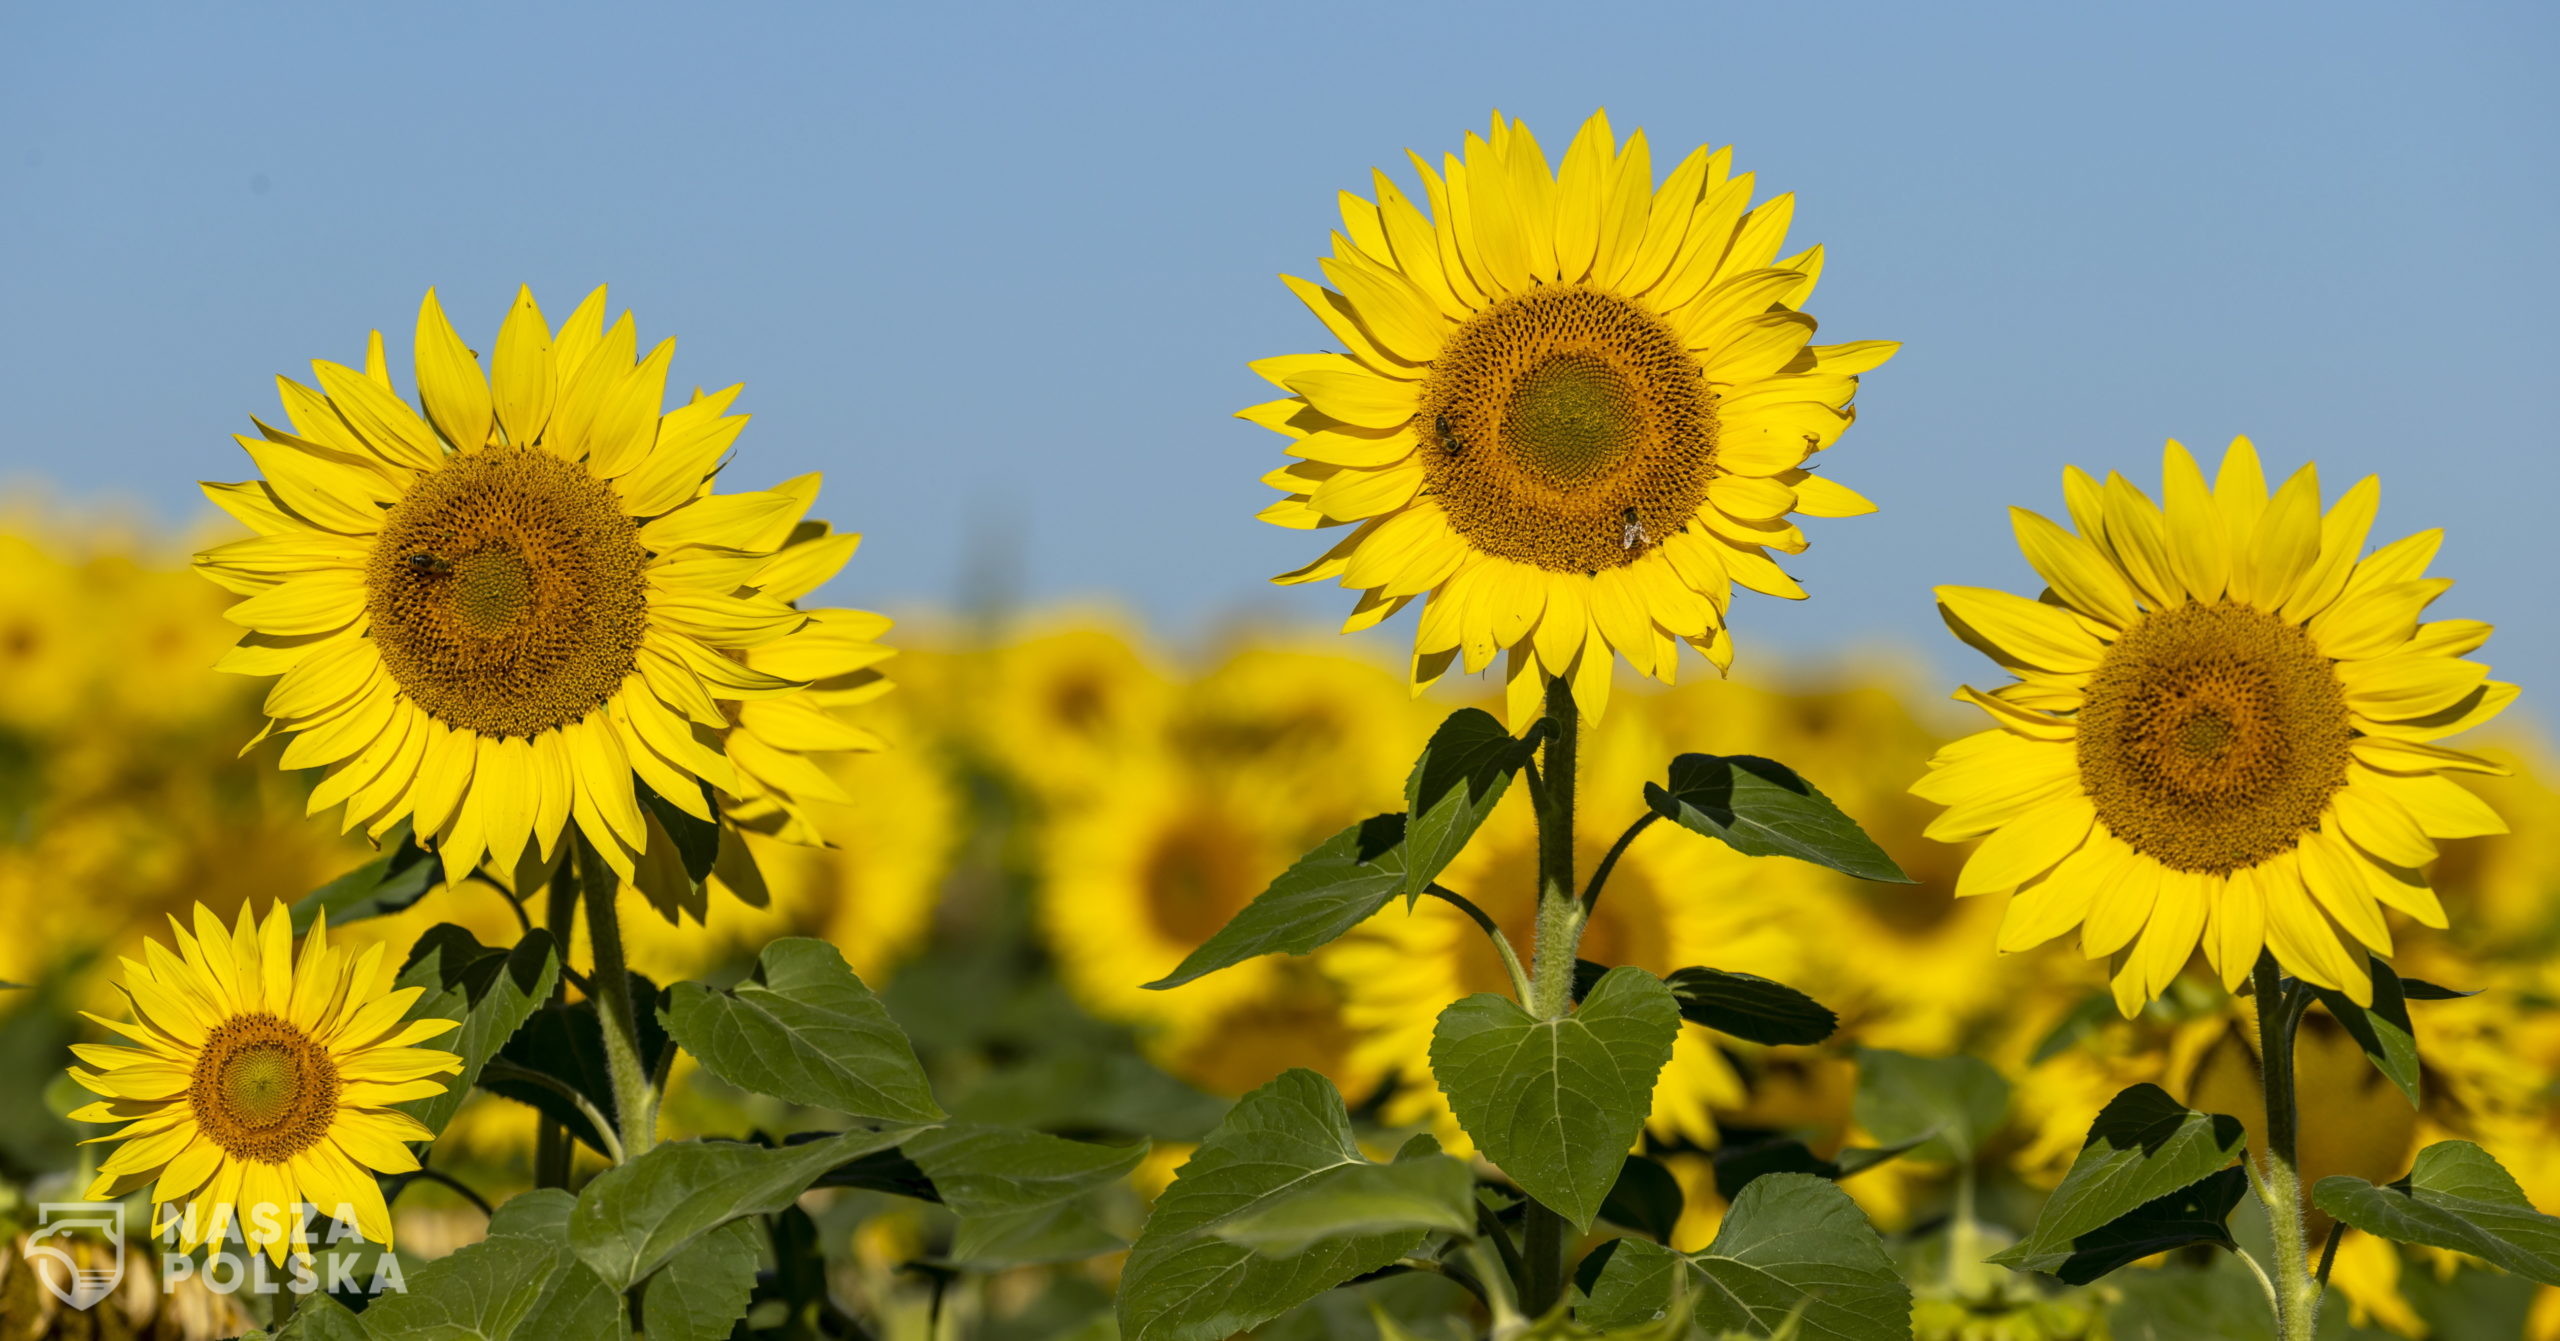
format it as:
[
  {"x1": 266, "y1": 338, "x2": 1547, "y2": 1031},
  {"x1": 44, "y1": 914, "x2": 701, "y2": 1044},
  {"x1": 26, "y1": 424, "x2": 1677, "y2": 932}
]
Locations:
[
  {"x1": 577, "y1": 833, "x2": 658, "y2": 1162},
  {"x1": 1519, "y1": 673, "x2": 1584, "y2": 1319},
  {"x1": 535, "y1": 858, "x2": 580, "y2": 1188},
  {"x1": 2252, "y1": 953, "x2": 2321, "y2": 1341}
]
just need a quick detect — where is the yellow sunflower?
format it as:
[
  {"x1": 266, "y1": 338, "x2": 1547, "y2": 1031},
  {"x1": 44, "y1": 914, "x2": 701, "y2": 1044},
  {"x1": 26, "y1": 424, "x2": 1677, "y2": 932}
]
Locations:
[
  {"x1": 194, "y1": 287, "x2": 834, "y2": 890},
  {"x1": 1247, "y1": 109, "x2": 1897, "y2": 724},
  {"x1": 69, "y1": 903, "x2": 459, "y2": 1263},
  {"x1": 1919, "y1": 439, "x2": 2514, "y2": 1013}
]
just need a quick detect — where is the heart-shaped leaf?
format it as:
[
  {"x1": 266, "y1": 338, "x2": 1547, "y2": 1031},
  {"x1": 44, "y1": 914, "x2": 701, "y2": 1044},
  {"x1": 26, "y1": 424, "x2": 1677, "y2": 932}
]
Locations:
[
  {"x1": 1647, "y1": 754, "x2": 1910, "y2": 882},
  {"x1": 1402, "y1": 708, "x2": 1542, "y2": 902},
  {"x1": 662, "y1": 937, "x2": 943, "y2": 1125},
  {"x1": 2314, "y1": 1141, "x2": 2560, "y2": 1285},
  {"x1": 1119, "y1": 1069, "x2": 1428, "y2": 1341},
  {"x1": 1430, "y1": 966, "x2": 1679, "y2": 1233},
  {"x1": 569, "y1": 1125, "x2": 926, "y2": 1290},
  {"x1": 1583, "y1": 1173, "x2": 1910, "y2": 1341},
  {"x1": 2310, "y1": 958, "x2": 2420, "y2": 1107},
  {"x1": 1210, "y1": 1152, "x2": 1476, "y2": 1255},
  {"x1": 391, "y1": 925, "x2": 559, "y2": 1138},
  {"x1": 1991, "y1": 1083, "x2": 2246, "y2": 1279},
  {"x1": 1145, "y1": 814, "x2": 1408, "y2": 990},
  {"x1": 364, "y1": 1190, "x2": 620, "y2": 1341},
  {"x1": 640, "y1": 1217, "x2": 763, "y2": 1341}
]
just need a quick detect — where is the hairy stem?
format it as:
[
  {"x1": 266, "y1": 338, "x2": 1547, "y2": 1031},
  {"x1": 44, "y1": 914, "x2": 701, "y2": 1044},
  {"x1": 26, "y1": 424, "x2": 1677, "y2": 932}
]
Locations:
[
  {"x1": 1519, "y1": 673, "x2": 1584, "y2": 1319},
  {"x1": 1426, "y1": 884, "x2": 1534, "y2": 1004},
  {"x1": 2253, "y1": 953, "x2": 2321, "y2": 1341},
  {"x1": 534, "y1": 859, "x2": 579, "y2": 1189},
  {"x1": 578, "y1": 834, "x2": 658, "y2": 1161}
]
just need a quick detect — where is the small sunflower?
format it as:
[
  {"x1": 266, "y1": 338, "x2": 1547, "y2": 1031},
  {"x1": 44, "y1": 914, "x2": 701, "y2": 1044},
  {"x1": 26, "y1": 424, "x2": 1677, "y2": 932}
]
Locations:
[
  {"x1": 195, "y1": 287, "x2": 836, "y2": 889},
  {"x1": 1247, "y1": 109, "x2": 1897, "y2": 723},
  {"x1": 69, "y1": 903, "x2": 459, "y2": 1263},
  {"x1": 1918, "y1": 439, "x2": 2515, "y2": 1013}
]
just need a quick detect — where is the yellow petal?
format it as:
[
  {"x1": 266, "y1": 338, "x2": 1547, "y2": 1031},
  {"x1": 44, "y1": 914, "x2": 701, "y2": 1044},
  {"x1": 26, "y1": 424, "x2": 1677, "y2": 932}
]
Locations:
[
  {"x1": 1935, "y1": 586, "x2": 2104, "y2": 674},
  {"x1": 413, "y1": 289, "x2": 493, "y2": 453}
]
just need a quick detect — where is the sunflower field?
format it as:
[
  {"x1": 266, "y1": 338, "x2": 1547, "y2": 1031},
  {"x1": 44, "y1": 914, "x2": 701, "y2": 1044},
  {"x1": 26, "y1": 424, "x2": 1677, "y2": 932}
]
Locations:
[{"x1": 3, "y1": 101, "x2": 2558, "y2": 1341}]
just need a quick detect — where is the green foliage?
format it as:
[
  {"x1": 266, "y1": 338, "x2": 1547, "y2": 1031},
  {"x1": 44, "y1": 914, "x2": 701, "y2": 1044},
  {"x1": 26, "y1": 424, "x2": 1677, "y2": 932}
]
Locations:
[
  {"x1": 392, "y1": 924, "x2": 559, "y2": 1138},
  {"x1": 1709, "y1": 1134, "x2": 1930, "y2": 1202},
  {"x1": 661, "y1": 937, "x2": 944, "y2": 1125},
  {"x1": 290, "y1": 820, "x2": 439, "y2": 932},
  {"x1": 905, "y1": 1123, "x2": 1151, "y2": 1265},
  {"x1": 1991, "y1": 1083, "x2": 2247, "y2": 1281},
  {"x1": 568, "y1": 1125, "x2": 926, "y2": 1291},
  {"x1": 639, "y1": 1217, "x2": 764, "y2": 1341},
  {"x1": 1574, "y1": 961, "x2": 1839, "y2": 1046},
  {"x1": 1212, "y1": 1151, "x2": 1476, "y2": 1255},
  {"x1": 1851, "y1": 1048, "x2": 2009, "y2": 1163},
  {"x1": 1645, "y1": 754, "x2": 1910, "y2": 883},
  {"x1": 1401, "y1": 707, "x2": 1545, "y2": 903},
  {"x1": 1582, "y1": 1173, "x2": 1910, "y2": 1341},
  {"x1": 637, "y1": 779, "x2": 721, "y2": 885},
  {"x1": 1145, "y1": 813, "x2": 1409, "y2": 990},
  {"x1": 364, "y1": 1189, "x2": 622, "y2": 1341},
  {"x1": 2309, "y1": 959, "x2": 2421, "y2": 1107},
  {"x1": 2314, "y1": 1140, "x2": 2560, "y2": 1286},
  {"x1": 481, "y1": 974, "x2": 669, "y2": 1156},
  {"x1": 1431, "y1": 966, "x2": 1679, "y2": 1233},
  {"x1": 1118, "y1": 1069, "x2": 1430, "y2": 1341},
  {"x1": 1598, "y1": 1154, "x2": 1685, "y2": 1242}
]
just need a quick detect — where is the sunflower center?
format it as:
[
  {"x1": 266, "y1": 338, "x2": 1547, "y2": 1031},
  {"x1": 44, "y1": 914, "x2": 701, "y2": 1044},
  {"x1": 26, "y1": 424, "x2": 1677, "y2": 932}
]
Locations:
[
  {"x1": 366, "y1": 447, "x2": 648, "y2": 738},
  {"x1": 190, "y1": 1013, "x2": 339, "y2": 1162},
  {"x1": 2077, "y1": 603, "x2": 2352, "y2": 873},
  {"x1": 1142, "y1": 816, "x2": 1257, "y2": 946},
  {"x1": 1420, "y1": 285, "x2": 1715, "y2": 573}
]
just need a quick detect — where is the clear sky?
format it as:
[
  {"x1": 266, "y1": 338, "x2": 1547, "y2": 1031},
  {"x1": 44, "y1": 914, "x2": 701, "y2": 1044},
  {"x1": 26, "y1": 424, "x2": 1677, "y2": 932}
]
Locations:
[{"x1": 5, "y1": 1, "x2": 2555, "y2": 709}]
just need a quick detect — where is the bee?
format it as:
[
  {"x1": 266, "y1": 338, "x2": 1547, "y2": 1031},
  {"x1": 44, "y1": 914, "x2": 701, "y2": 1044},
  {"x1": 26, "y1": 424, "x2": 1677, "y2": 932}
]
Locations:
[
  {"x1": 1620, "y1": 507, "x2": 1647, "y2": 551},
  {"x1": 1435, "y1": 414, "x2": 1464, "y2": 457},
  {"x1": 403, "y1": 550, "x2": 453, "y2": 576}
]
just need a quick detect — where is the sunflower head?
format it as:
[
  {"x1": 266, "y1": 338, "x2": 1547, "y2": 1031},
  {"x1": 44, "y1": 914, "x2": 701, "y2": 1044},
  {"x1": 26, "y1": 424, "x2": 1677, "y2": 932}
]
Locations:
[
  {"x1": 1917, "y1": 438, "x2": 2515, "y2": 1014},
  {"x1": 1245, "y1": 109, "x2": 1897, "y2": 724},
  {"x1": 69, "y1": 903, "x2": 459, "y2": 1263},
  {"x1": 194, "y1": 287, "x2": 875, "y2": 893}
]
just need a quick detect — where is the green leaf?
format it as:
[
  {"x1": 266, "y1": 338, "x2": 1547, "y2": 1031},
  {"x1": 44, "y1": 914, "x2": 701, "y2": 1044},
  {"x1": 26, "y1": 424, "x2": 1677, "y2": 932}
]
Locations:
[
  {"x1": 291, "y1": 821, "x2": 439, "y2": 933},
  {"x1": 1990, "y1": 1083, "x2": 2246, "y2": 1279},
  {"x1": 481, "y1": 975, "x2": 669, "y2": 1156},
  {"x1": 662, "y1": 937, "x2": 944, "y2": 1125},
  {"x1": 1599, "y1": 1154, "x2": 1685, "y2": 1242},
  {"x1": 391, "y1": 925, "x2": 560, "y2": 1138},
  {"x1": 569, "y1": 1124, "x2": 926, "y2": 1291},
  {"x1": 2310, "y1": 960, "x2": 2421, "y2": 1107},
  {"x1": 2400, "y1": 978, "x2": 2481, "y2": 1001},
  {"x1": 1573, "y1": 962, "x2": 1838, "y2": 1046},
  {"x1": 269, "y1": 1294, "x2": 366, "y2": 1341},
  {"x1": 2027, "y1": 991, "x2": 2118, "y2": 1066},
  {"x1": 1583, "y1": 1173, "x2": 1910, "y2": 1341},
  {"x1": 1851, "y1": 1048, "x2": 2009, "y2": 1163},
  {"x1": 1710, "y1": 1135, "x2": 1931, "y2": 1202},
  {"x1": 905, "y1": 1123, "x2": 1150, "y2": 1265},
  {"x1": 638, "y1": 778, "x2": 722, "y2": 884},
  {"x1": 1430, "y1": 966, "x2": 1679, "y2": 1233},
  {"x1": 1646, "y1": 754, "x2": 1910, "y2": 883},
  {"x1": 2043, "y1": 1165, "x2": 2248, "y2": 1286},
  {"x1": 364, "y1": 1189, "x2": 620, "y2": 1341},
  {"x1": 1118, "y1": 1069, "x2": 1428, "y2": 1341},
  {"x1": 1212, "y1": 1153, "x2": 1476, "y2": 1255},
  {"x1": 1145, "y1": 814, "x2": 1408, "y2": 990},
  {"x1": 641, "y1": 1216, "x2": 763, "y2": 1341},
  {"x1": 1401, "y1": 708, "x2": 1542, "y2": 903},
  {"x1": 2314, "y1": 1140, "x2": 2560, "y2": 1285}
]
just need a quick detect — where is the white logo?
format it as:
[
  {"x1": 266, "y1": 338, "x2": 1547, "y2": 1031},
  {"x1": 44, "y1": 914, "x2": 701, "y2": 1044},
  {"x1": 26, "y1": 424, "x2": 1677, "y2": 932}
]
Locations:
[{"x1": 26, "y1": 1202, "x2": 125, "y2": 1310}]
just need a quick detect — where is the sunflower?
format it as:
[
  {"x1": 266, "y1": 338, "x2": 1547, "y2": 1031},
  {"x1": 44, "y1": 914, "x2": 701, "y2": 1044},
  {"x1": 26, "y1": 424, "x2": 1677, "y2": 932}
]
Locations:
[
  {"x1": 1919, "y1": 439, "x2": 2514, "y2": 1013},
  {"x1": 195, "y1": 287, "x2": 833, "y2": 890},
  {"x1": 69, "y1": 903, "x2": 459, "y2": 1263},
  {"x1": 1247, "y1": 109, "x2": 1897, "y2": 724}
]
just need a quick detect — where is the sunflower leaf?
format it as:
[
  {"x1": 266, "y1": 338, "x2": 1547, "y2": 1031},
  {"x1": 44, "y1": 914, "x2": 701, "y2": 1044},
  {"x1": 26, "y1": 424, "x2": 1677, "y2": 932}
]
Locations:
[
  {"x1": 1852, "y1": 1048, "x2": 2010, "y2": 1164},
  {"x1": 2310, "y1": 959, "x2": 2422, "y2": 1107},
  {"x1": 1401, "y1": 708, "x2": 1544, "y2": 904},
  {"x1": 1145, "y1": 813, "x2": 1409, "y2": 990},
  {"x1": 364, "y1": 1189, "x2": 620, "y2": 1341},
  {"x1": 662, "y1": 937, "x2": 943, "y2": 1125},
  {"x1": 569, "y1": 1125, "x2": 926, "y2": 1291},
  {"x1": 391, "y1": 924, "x2": 560, "y2": 1139},
  {"x1": 1582, "y1": 1173, "x2": 1910, "y2": 1341},
  {"x1": 1646, "y1": 754, "x2": 1911, "y2": 882},
  {"x1": 1989, "y1": 1083, "x2": 2246, "y2": 1280},
  {"x1": 1210, "y1": 1151, "x2": 1477, "y2": 1256},
  {"x1": 1430, "y1": 966, "x2": 1680, "y2": 1234},
  {"x1": 1572, "y1": 962, "x2": 1838, "y2": 1046},
  {"x1": 900, "y1": 1123, "x2": 1150, "y2": 1265},
  {"x1": 2313, "y1": 1141, "x2": 2560, "y2": 1285},
  {"x1": 638, "y1": 779, "x2": 721, "y2": 885},
  {"x1": 481, "y1": 973, "x2": 670, "y2": 1156},
  {"x1": 1598, "y1": 1154, "x2": 1686, "y2": 1242},
  {"x1": 291, "y1": 820, "x2": 438, "y2": 933},
  {"x1": 1119, "y1": 1069, "x2": 1428, "y2": 1341},
  {"x1": 640, "y1": 1216, "x2": 763, "y2": 1341}
]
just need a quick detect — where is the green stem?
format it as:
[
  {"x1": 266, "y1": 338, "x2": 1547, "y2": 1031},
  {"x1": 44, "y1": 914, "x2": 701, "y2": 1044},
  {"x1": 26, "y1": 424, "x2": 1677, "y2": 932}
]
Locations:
[
  {"x1": 1518, "y1": 673, "x2": 1584, "y2": 1319},
  {"x1": 2252, "y1": 953, "x2": 2320, "y2": 1341},
  {"x1": 535, "y1": 858, "x2": 579, "y2": 1189},
  {"x1": 577, "y1": 833, "x2": 658, "y2": 1161},
  {"x1": 1425, "y1": 884, "x2": 1534, "y2": 1004},
  {"x1": 1581, "y1": 813, "x2": 1656, "y2": 914}
]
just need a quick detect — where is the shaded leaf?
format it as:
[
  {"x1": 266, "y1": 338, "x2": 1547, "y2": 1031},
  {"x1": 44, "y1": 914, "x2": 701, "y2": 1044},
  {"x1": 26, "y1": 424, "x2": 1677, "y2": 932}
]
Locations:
[
  {"x1": 1213, "y1": 1153, "x2": 1476, "y2": 1255},
  {"x1": 2311, "y1": 959, "x2": 2421, "y2": 1107},
  {"x1": 292, "y1": 821, "x2": 438, "y2": 932},
  {"x1": 1991, "y1": 1083, "x2": 2246, "y2": 1280},
  {"x1": 1574, "y1": 961, "x2": 1838, "y2": 1046},
  {"x1": 638, "y1": 779, "x2": 721, "y2": 884},
  {"x1": 1402, "y1": 708, "x2": 1542, "y2": 902},
  {"x1": 481, "y1": 973, "x2": 669, "y2": 1156},
  {"x1": 2045, "y1": 1165, "x2": 2248, "y2": 1285},
  {"x1": 906, "y1": 1123, "x2": 1149, "y2": 1265},
  {"x1": 2400, "y1": 978, "x2": 2481, "y2": 1001},
  {"x1": 1646, "y1": 754, "x2": 1910, "y2": 883},
  {"x1": 1145, "y1": 814, "x2": 1408, "y2": 990},
  {"x1": 391, "y1": 925, "x2": 559, "y2": 1138},
  {"x1": 364, "y1": 1189, "x2": 619, "y2": 1341},
  {"x1": 1852, "y1": 1048, "x2": 2008, "y2": 1163},
  {"x1": 569, "y1": 1125, "x2": 925, "y2": 1290},
  {"x1": 1118, "y1": 1069, "x2": 1425, "y2": 1341},
  {"x1": 662, "y1": 937, "x2": 943, "y2": 1125},
  {"x1": 1431, "y1": 967, "x2": 1679, "y2": 1234},
  {"x1": 1599, "y1": 1154, "x2": 1686, "y2": 1242},
  {"x1": 1583, "y1": 1173, "x2": 1910, "y2": 1341},
  {"x1": 641, "y1": 1217, "x2": 763, "y2": 1341},
  {"x1": 2314, "y1": 1140, "x2": 2560, "y2": 1285}
]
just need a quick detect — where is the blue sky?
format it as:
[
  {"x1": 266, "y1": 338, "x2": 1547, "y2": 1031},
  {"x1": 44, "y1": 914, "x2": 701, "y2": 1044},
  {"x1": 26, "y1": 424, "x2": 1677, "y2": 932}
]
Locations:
[{"x1": 4, "y1": 1, "x2": 2554, "y2": 709}]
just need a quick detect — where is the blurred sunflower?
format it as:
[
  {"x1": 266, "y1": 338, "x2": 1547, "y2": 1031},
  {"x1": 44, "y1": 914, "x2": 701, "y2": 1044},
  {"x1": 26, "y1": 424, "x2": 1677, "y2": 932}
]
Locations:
[
  {"x1": 0, "y1": 529, "x2": 94, "y2": 737},
  {"x1": 971, "y1": 624, "x2": 1169, "y2": 806},
  {"x1": 195, "y1": 287, "x2": 836, "y2": 889},
  {"x1": 1329, "y1": 702, "x2": 1808, "y2": 1146},
  {"x1": 70, "y1": 904, "x2": 458, "y2": 1263},
  {"x1": 1920, "y1": 439, "x2": 2513, "y2": 1012},
  {"x1": 1248, "y1": 109, "x2": 1896, "y2": 723}
]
